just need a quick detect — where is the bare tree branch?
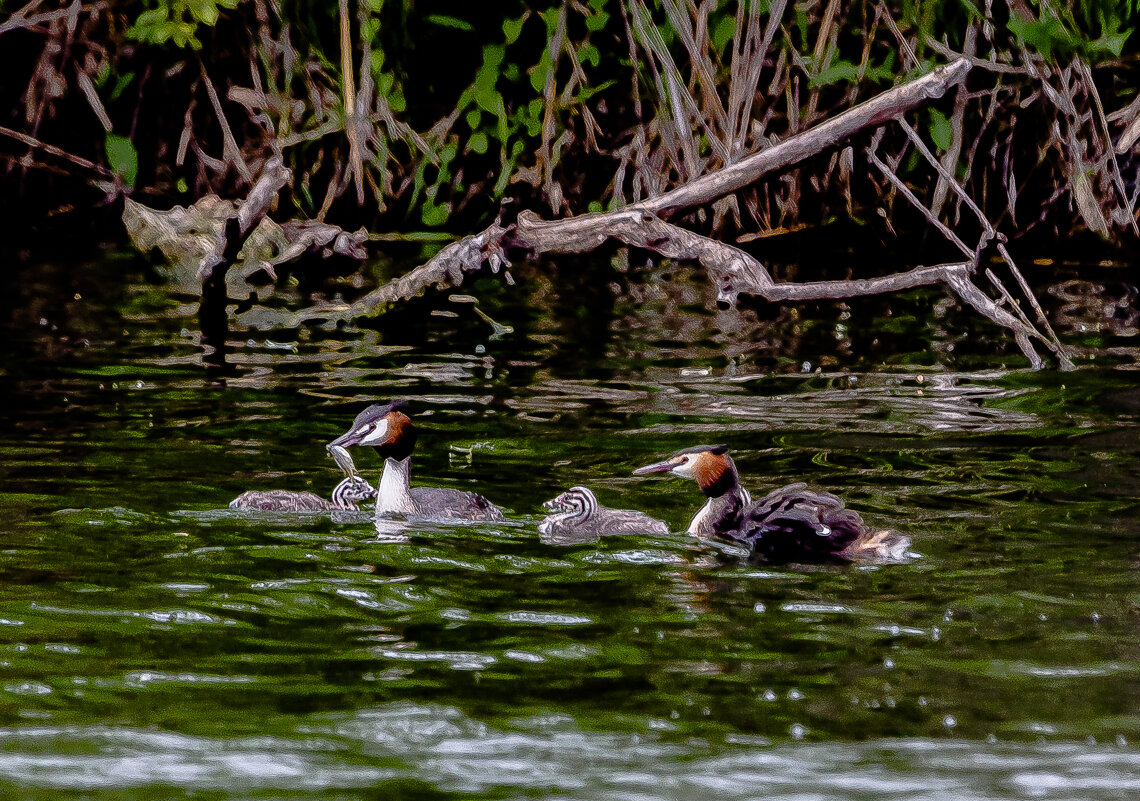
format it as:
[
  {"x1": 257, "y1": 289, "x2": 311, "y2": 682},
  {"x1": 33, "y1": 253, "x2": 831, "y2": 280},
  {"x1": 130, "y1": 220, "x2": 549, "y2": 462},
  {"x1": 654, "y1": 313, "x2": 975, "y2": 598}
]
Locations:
[
  {"x1": 198, "y1": 57, "x2": 253, "y2": 184},
  {"x1": 0, "y1": 123, "x2": 112, "y2": 177}
]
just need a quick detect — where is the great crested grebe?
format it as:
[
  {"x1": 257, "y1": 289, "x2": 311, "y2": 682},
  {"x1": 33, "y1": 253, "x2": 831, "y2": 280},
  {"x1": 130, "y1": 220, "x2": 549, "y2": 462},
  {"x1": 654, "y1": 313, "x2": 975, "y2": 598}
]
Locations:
[
  {"x1": 633, "y1": 444, "x2": 909, "y2": 562},
  {"x1": 229, "y1": 474, "x2": 376, "y2": 512},
  {"x1": 538, "y1": 486, "x2": 669, "y2": 541},
  {"x1": 328, "y1": 401, "x2": 504, "y2": 521}
]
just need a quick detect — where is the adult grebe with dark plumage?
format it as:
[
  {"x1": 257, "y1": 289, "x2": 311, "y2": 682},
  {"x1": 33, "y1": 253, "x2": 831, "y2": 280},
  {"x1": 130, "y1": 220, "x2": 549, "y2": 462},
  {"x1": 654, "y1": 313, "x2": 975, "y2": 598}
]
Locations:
[
  {"x1": 328, "y1": 401, "x2": 504, "y2": 521},
  {"x1": 633, "y1": 444, "x2": 909, "y2": 562},
  {"x1": 539, "y1": 486, "x2": 669, "y2": 542}
]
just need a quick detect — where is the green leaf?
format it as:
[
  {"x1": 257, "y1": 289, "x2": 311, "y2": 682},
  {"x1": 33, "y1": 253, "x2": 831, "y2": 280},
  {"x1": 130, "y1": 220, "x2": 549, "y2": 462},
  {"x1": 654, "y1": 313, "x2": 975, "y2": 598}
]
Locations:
[
  {"x1": 928, "y1": 108, "x2": 953, "y2": 151},
  {"x1": 956, "y1": 0, "x2": 983, "y2": 21},
  {"x1": 578, "y1": 43, "x2": 600, "y2": 67},
  {"x1": 712, "y1": 15, "x2": 735, "y2": 53},
  {"x1": 110, "y1": 72, "x2": 135, "y2": 101},
  {"x1": 94, "y1": 59, "x2": 111, "y2": 88},
  {"x1": 427, "y1": 14, "x2": 474, "y2": 31},
  {"x1": 421, "y1": 198, "x2": 451, "y2": 227},
  {"x1": 584, "y1": 10, "x2": 609, "y2": 32},
  {"x1": 105, "y1": 133, "x2": 138, "y2": 187},
  {"x1": 529, "y1": 50, "x2": 552, "y2": 92},
  {"x1": 469, "y1": 131, "x2": 489, "y2": 154},
  {"x1": 1007, "y1": 14, "x2": 1079, "y2": 61},
  {"x1": 1089, "y1": 30, "x2": 1131, "y2": 58},
  {"x1": 524, "y1": 98, "x2": 543, "y2": 137},
  {"x1": 187, "y1": 0, "x2": 219, "y2": 26},
  {"x1": 574, "y1": 79, "x2": 616, "y2": 102},
  {"x1": 388, "y1": 88, "x2": 405, "y2": 113},
  {"x1": 475, "y1": 45, "x2": 506, "y2": 114},
  {"x1": 503, "y1": 13, "x2": 527, "y2": 44},
  {"x1": 466, "y1": 109, "x2": 482, "y2": 129},
  {"x1": 809, "y1": 60, "x2": 859, "y2": 88},
  {"x1": 862, "y1": 51, "x2": 897, "y2": 83}
]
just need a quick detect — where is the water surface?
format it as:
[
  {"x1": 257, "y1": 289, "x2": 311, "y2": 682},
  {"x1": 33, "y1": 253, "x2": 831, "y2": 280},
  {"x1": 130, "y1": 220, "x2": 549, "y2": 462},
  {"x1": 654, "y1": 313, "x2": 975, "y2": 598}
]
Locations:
[{"x1": 0, "y1": 248, "x2": 1137, "y2": 799}]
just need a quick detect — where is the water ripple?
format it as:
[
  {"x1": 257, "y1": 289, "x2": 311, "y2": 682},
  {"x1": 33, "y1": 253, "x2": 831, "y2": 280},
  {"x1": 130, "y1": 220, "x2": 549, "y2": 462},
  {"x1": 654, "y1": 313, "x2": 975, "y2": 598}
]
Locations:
[{"x1": 0, "y1": 712, "x2": 1136, "y2": 798}]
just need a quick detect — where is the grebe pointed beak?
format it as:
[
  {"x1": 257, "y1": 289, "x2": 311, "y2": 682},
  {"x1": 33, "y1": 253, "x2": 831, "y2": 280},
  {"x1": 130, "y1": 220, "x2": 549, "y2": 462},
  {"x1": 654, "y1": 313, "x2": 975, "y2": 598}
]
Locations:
[
  {"x1": 633, "y1": 458, "x2": 676, "y2": 476},
  {"x1": 329, "y1": 429, "x2": 364, "y2": 449}
]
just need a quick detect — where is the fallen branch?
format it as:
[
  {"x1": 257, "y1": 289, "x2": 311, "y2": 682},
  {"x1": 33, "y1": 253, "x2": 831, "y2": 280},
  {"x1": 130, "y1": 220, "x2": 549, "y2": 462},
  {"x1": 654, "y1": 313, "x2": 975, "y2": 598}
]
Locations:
[
  {"x1": 638, "y1": 57, "x2": 970, "y2": 217},
  {"x1": 509, "y1": 59, "x2": 970, "y2": 247},
  {"x1": 235, "y1": 222, "x2": 509, "y2": 329},
  {"x1": 123, "y1": 156, "x2": 292, "y2": 285},
  {"x1": 292, "y1": 57, "x2": 1068, "y2": 368},
  {"x1": 517, "y1": 207, "x2": 1048, "y2": 369},
  {"x1": 129, "y1": 57, "x2": 1068, "y2": 368}
]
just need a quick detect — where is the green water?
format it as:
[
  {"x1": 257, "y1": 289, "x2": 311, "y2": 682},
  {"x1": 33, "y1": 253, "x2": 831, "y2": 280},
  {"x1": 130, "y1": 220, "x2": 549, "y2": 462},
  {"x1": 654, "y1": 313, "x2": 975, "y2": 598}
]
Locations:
[{"x1": 0, "y1": 249, "x2": 1138, "y2": 799}]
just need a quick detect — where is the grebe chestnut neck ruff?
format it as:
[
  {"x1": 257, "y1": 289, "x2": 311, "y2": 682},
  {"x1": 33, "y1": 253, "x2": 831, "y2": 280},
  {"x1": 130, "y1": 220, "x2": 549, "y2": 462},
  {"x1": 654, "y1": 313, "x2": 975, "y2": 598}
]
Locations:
[
  {"x1": 328, "y1": 402, "x2": 504, "y2": 521},
  {"x1": 633, "y1": 444, "x2": 909, "y2": 562}
]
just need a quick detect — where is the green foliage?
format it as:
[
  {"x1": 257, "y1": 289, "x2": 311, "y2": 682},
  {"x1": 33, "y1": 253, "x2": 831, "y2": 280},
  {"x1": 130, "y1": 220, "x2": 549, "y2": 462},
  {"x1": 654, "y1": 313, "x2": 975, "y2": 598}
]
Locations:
[
  {"x1": 810, "y1": 60, "x2": 861, "y2": 88},
  {"x1": 1006, "y1": 1, "x2": 1135, "y2": 63},
  {"x1": 927, "y1": 108, "x2": 953, "y2": 151},
  {"x1": 426, "y1": 15, "x2": 474, "y2": 32},
  {"x1": 105, "y1": 133, "x2": 138, "y2": 187},
  {"x1": 127, "y1": 0, "x2": 239, "y2": 49},
  {"x1": 94, "y1": 0, "x2": 1139, "y2": 240}
]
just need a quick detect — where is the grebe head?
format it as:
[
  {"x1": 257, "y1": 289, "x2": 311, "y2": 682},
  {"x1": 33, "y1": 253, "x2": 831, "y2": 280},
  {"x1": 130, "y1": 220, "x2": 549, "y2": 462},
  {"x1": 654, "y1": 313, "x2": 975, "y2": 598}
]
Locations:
[
  {"x1": 328, "y1": 401, "x2": 417, "y2": 462},
  {"x1": 542, "y1": 486, "x2": 598, "y2": 517},
  {"x1": 632, "y1": 444, "x2": 738, "y2": 497}
]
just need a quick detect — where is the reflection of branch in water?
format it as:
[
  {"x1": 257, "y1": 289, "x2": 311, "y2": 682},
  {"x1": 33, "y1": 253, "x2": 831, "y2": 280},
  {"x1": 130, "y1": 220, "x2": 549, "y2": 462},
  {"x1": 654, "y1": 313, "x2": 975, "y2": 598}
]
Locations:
[
  {"x1": 235, "y1": 223, "x2": 511, "y2": 330},
  {"x1": 1049, "y1": 280, "x2": 1140, "y2": 342},
  {"x1": 519, "y1": 208, "x2": 1051, "y2": 369}
]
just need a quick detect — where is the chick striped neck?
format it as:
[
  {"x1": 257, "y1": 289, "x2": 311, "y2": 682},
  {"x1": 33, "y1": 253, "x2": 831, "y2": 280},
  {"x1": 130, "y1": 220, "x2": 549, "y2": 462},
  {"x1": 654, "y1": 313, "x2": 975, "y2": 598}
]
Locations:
[
  {"x1": 331, "y1": 476, "x2": 376, "y2": 510},
  {"x1": 539, "y1": 487, "x2": 597, "y2": 534},
  {"x1": 555, "y1": 487, "x2": 597, "y2": 521}
]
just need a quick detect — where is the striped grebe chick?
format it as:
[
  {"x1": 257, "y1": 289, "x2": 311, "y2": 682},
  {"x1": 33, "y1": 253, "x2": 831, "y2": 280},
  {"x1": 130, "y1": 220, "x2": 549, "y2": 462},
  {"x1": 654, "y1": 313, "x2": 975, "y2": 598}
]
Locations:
[
  {"x1": 633, "y1": 445, "x2": 909, "y2": 562},
  {"x1": 229, "y1": 474, "x2": 377, "y2": 512},
  {"x1": 538, "y1": 486, "x2": 669, "y2": 542},
  {"x1": 328, "y1": 401, "x2": 504, "y2": 521}
]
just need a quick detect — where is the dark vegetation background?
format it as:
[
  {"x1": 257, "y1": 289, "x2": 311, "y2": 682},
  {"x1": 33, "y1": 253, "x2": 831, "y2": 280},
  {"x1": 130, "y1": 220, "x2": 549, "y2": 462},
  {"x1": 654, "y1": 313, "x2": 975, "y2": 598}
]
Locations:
[{"x1": 1, "y1": 0, "x2": 1137, "y2": 265}]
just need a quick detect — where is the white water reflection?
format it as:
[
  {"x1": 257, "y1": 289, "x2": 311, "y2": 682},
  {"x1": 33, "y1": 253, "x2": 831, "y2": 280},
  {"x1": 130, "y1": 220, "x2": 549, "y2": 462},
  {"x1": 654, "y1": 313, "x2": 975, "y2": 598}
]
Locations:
[{"x1": 0, "y1": 708, "x2": 1138, "y2": 799}]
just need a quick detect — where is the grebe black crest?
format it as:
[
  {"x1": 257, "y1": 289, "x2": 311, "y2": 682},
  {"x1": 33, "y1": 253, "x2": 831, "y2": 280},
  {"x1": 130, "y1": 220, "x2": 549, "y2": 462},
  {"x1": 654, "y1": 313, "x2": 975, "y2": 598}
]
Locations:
[
  {"x1": 328, "y1": 401, "x2": 504, "y2": 521},
  {"x1": 634, "y1": 445, "x2": 910, "y2": 562},
  {"x1": 538, "y1": 486, "x2": 669, "y2": 542}
]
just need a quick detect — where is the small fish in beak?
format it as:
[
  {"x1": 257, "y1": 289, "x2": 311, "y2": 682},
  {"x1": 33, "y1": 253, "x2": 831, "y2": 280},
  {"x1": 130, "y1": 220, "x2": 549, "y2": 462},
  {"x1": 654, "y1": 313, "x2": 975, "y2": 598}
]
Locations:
[{"x1": 327, "y1": 443, "x2": 359, "y2": 478}]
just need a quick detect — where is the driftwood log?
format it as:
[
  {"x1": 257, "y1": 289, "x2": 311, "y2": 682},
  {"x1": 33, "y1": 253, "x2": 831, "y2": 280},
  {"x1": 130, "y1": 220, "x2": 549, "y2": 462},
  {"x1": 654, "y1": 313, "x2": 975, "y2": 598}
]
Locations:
[{"x1": 139, "y1": 57, "x2": 1071, "y2": 368}]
